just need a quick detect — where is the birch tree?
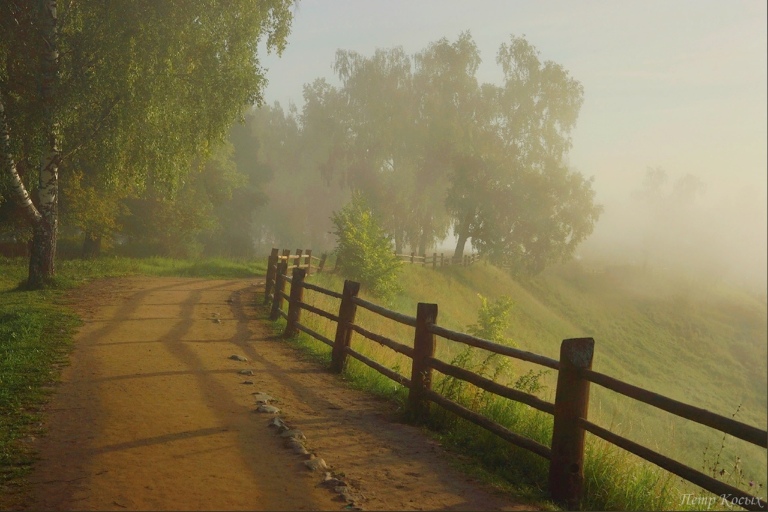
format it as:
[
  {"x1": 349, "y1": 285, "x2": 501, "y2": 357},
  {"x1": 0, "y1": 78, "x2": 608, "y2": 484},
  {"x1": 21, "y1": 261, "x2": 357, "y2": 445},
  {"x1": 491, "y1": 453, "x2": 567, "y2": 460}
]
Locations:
[{"x1": 0, "y1": 0, "x2": 293, "y2": 287}]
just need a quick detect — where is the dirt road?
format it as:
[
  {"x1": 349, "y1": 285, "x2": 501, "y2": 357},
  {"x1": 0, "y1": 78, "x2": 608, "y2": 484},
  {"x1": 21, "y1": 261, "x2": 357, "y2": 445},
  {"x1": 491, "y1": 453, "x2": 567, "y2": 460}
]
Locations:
[{"x1": 22, "y1": 276, "x2": 534, "y2": 511}]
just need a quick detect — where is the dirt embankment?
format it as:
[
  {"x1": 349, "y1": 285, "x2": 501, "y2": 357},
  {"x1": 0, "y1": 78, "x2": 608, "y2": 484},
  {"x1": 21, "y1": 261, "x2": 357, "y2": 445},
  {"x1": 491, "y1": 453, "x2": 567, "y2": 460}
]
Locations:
[{"x1": 20, "y1": 276, "x2": 535, "y2": 511}]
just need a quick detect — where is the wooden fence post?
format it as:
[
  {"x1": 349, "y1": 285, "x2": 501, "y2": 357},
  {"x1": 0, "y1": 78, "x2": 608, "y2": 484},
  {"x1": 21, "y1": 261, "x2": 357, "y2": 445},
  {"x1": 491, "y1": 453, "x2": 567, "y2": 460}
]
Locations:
[
  {"x1": 549, "y1": 337, "x2": 595, "y2": 510},
  {"x1": 283, "y1": 267, "x2": 306, "y2": 338},
  {"x1": 294, "y1": 249, "x2": 303, "y2": 268},
  {"x1": 318, "y1": 253, "x2": 327, "y2": 273},
  {"x1": 432, "y1": 252, "x2": 437, "y2": 269},
  {"x1": 408, "y1": 303, "x2": 438, "y2": 422},
  {"x1": 269, "y1": 261, "x2": 289, "y2": 321},
  {"x1": 330, "y1": 280, "x2": 360, "y2": 373},
  {"x1": 410, "y1": 252, "x2": 415, "y2": 264},
  {"x1": 305, "y1": 249, "x2": 312, "y2": 273},
  {"x1": 264, "y1": 248, "x2": 279, "y2": 304}
]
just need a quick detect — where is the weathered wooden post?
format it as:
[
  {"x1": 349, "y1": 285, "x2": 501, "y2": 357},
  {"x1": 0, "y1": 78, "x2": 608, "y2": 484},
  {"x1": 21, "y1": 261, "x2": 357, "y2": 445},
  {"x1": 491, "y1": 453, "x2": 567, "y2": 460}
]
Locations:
[
  {"x1": 305, "y1": 249, "x2": 312, "y2": 273},
  {"x1": 408, "y1": 303, "x2": 438, "y2": 422},
  {"x1": 318, "y1": 253, "x2": 327, "y2": 273},
  {"x1": 432, "y1": 252, "x2": 437, "y2": 269},
  {"x1": 330, "y1": 280, "x2": 360, "y2": 373},
  {"x1": 269, "y1": 261, "x2": 289, "y2": 321},
  {"x1": 294, "y1": 249, "x2": 303, "y2": 268},
  {"x1": 410, "y1": 252, "x2": 415, "y2": 264},
  {"x1": 549, "y1": 337, "x2": 595, "y2": 510},
  {"x1": 264, "y1": 248, "x2": 279, "y2": 304},
  {"x1": 283, "y1": 267, "x2": 306, "y2": 338}
]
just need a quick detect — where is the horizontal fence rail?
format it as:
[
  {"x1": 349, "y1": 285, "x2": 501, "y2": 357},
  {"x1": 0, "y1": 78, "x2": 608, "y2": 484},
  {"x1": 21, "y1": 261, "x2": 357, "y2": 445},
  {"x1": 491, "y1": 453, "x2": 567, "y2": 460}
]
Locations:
[
  {"x1": 395, "y1": 251, "x2": 482, "y2": 268},
  {"x1": 352, "y1": 296, "x2": 417, "y2": 327},
  {"x1": 577, "y1": 418, "x2": 765, "y2": 511},
  {"x1": 428, "y1": 324, "x2": 561, "y2": 371},
  {"x1": 581, "y1": 367, "x2": 767, "y2": 448},
  {"x1": 262, "y1": 249, "x2": 767, "y2": 511},
  {"x1": 425, "y1": 356, "x2": 555, "y2": 415}
]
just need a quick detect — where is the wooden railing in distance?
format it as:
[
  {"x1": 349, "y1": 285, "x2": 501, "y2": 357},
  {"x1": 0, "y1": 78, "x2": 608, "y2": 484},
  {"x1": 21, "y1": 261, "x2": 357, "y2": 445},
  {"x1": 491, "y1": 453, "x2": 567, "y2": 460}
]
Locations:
[
  {"x1": 395, "y1": 251, "x2": 482, "y2": 268},
  {"x1": 264, "y1": 248, "x2": 326, "y2": 305},
  {"x1": 263, "y1": 251, "x2": 767, "y2": 511}
]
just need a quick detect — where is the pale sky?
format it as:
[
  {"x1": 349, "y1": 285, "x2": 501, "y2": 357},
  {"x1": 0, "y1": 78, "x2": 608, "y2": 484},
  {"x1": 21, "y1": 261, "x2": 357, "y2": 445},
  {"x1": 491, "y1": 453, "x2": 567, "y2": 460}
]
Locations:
[{"x1": 259, "y1": 0, "x2": 767, "y2": 286}]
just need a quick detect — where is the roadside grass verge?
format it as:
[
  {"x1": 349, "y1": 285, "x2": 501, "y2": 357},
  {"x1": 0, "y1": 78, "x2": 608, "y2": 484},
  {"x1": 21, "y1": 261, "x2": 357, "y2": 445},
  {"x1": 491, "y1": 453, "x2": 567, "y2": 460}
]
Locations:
[{"x1": 0, "y1": 255, "x2": 264, "y2": 506}]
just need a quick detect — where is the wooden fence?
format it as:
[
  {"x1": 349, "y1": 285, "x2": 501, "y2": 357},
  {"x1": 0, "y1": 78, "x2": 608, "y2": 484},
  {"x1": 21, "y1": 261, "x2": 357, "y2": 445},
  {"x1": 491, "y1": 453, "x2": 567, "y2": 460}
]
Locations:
[
  {"x1": 395, "y1": 251, "x2": 482, "y2": 268},
  {"x1": 262, "y1": 250, "x2": 767, "y2": 511}
]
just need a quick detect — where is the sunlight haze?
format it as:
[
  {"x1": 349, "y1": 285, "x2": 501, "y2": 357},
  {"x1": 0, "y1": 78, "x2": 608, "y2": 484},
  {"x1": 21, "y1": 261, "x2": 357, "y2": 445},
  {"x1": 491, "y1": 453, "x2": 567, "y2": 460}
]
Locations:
[{"x1": 261, "y1": 0, "x2": 767, "y2": 290}]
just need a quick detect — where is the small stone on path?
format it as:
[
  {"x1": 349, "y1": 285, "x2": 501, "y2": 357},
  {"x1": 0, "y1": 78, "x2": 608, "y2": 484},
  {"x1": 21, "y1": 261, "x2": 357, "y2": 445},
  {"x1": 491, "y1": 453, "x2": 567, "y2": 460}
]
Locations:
[
  {"x1": 304, "y1": 458, "x2": 328, "y2": 471},
  {"x1": 229, "y1": 354, "x2": 247, "y2": 362},
  {"x1": 280, "y1": 429, "x2": 305, "y2": 441},
  {"x1": 285, "y1": 438, "x2": 310, "y2": 455},
  {"x1": 252, "y1": 392, "x2": 276, "y2": 404},
  {"x1": 255, "y1": 404, "x2": 280, "y2": 414},
  {"x1": 267, "y1": 417, "x2": 289, "y2": 430},
  {"x1": 238, "y1": 369, "x2": 254, "y2": 376}
]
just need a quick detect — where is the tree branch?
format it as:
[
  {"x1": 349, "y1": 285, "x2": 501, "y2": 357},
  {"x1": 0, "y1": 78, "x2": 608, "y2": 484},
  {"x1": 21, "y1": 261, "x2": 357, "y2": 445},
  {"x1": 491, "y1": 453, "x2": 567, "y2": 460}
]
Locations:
[{"x1": 58, "y1": 94, "x2": 122, "y2": 164}]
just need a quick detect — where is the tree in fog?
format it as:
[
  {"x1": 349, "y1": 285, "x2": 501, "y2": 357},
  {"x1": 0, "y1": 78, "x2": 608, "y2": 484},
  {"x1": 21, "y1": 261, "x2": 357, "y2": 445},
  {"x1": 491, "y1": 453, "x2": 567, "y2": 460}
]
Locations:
[
  {"x1": 321, "y1": 46, "x2": 424, "y2": 253},
  {"x1": 301, "y1": 33, "x2": 600, "y2": 274},
  {"x1": 444, "y1": 35, "x2": 601, "y2": 273},
  {"x1": 0, "y1": 0, "x2": 292, "y2": 287}
]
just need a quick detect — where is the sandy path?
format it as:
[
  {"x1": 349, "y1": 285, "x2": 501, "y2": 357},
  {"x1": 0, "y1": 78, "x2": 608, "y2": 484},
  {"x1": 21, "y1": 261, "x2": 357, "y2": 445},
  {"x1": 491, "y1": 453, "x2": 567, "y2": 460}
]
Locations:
[{"x1": 23, "y1": 276, "x2": 533, "y2": 511}]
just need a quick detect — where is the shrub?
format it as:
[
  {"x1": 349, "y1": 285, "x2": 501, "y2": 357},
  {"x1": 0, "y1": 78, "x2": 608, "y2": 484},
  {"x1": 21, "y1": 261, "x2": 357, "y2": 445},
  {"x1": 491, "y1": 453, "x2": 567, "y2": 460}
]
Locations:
[
  {"x1": 467, "y1": 294, "x2": 516, "y2": 346},
  {"x1": 330, "y1": 193, "x2": 401, "y2": 298}
]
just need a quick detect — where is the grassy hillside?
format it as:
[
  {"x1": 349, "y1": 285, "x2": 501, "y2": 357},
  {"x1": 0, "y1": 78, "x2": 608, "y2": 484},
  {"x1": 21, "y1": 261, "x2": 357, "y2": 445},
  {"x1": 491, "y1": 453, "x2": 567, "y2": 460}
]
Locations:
[{"x1": 303, "y1": 259, "x2": 767, "y2": 501}]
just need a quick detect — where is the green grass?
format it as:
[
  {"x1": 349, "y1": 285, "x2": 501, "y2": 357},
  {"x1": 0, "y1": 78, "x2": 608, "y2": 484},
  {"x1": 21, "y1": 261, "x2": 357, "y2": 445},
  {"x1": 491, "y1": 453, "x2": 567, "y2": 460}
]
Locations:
[
  {"x1": 0, "y1": 255, "x2": 263, "y2": 506},
  {"x1": 275, "y1": 260, "x2": 766, "y2": 510}
]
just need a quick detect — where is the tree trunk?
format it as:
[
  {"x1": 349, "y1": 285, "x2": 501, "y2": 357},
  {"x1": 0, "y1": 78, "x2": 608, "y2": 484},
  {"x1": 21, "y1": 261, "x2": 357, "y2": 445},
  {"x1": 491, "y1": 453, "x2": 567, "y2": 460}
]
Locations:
[
  {"x1": 27, "y1": 0, "x2": 60, "y2": 289},
  {"x1": 28, "y1": 222, "x2": 57, "y2": 288},
  {"x1": 82, "y1": 231, "x2": 102, "y2": 259},
  {"x1": 453, "y1": 230, "x2": 469, "y2": 262},
  {"x1": 418, "y1": 236, "x2": 427, "y2": 259}
]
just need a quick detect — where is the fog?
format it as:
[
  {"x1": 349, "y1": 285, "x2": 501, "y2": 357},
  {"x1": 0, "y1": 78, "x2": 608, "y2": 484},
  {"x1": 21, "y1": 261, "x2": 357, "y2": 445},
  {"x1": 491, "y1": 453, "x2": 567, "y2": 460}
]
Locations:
[
  {"x1": 258, "y1": 0, "x2": 767, "y2": 295},
  {"x1": 581, "y1": 169, "x2": 767, "y2": 294}
]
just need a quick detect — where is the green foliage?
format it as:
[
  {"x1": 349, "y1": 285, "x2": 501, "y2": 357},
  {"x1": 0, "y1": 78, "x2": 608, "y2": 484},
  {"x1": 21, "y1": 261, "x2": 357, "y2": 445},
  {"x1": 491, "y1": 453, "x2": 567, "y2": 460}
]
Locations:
[
  {"x1": 467, "y1": 294, "x2": 516, "y2": 346},
  {"x1": 331, "y1": 193, "x2": 402, "y2": 298},
  {"x1": 1, "y1": 0, "x2": 294, "y2": 284}
]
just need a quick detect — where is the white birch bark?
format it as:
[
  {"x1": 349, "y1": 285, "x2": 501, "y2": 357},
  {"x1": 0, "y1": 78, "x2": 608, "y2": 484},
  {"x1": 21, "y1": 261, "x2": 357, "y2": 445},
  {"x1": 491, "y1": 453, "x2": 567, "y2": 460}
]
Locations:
[
  {"x1": 27, "y1": 0, "x2": 60, "y2": 287},
  {"x1": 0, "y1": 98, "x2": 43, "y2": 224}
]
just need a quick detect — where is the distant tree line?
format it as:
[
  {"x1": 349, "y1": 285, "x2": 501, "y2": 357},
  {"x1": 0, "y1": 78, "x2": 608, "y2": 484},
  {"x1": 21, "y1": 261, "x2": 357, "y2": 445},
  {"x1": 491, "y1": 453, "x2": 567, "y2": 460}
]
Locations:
[
  {"x1": 1, "y1": 6, "x2": 602, "y2": 286},
  {"x1": 241, "y1": 32, "x2": 602, "y2": 276}
]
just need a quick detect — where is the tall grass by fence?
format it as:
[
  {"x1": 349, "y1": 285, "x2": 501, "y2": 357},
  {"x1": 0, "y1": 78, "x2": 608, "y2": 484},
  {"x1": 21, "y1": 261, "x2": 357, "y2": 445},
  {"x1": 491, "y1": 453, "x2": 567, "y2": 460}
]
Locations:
[{"x1": 263, "y1": 249, "x2": 767, "y2": 511}]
